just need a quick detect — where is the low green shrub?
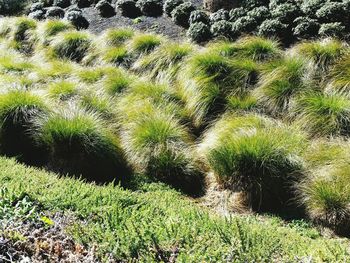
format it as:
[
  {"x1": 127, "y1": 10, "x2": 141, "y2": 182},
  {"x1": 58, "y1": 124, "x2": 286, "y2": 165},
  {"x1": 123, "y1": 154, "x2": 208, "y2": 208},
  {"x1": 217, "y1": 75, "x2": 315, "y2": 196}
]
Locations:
[
  {"x1": 270, "y1": 3, "x2": 301, "y2": 24},
  {"x1": 65, "y1": 10, "x2": 89, "y2": 30},
  {"x1": 72, "y1": 0, "x2": 92, "y2": 8},
  {"x1": 0, "y1": 90, "x2": 49, "y2": 165},
  {"x1": 247, "y1": 6, "x2": 270, "y2": 23},
  {"x1": 187, "y1": 22, "x2": 211, "y2": 43},
  {"x1": 229, "y1": 7, "x2": 247, "y2": 22},
  {"x1": 231, "y1": 16, "x2": 257, "y2": 39},
  {"x1": 319, "y1": 22, "x2": 346, "y2": 38},
  {"x1": 116, "y1": 0, "x2": 141, "y2": 18},
  {"x1": 200, "y1": 114, "x2": 306, "y2": 212},
  {"x1": 136, "y1": 0, "x2": 163, "y2": 17},
  {"x1": 54, "y1": 0, "x2": 71, "y2": 8},
  {"x1": 45, "y1": 7, "x2": 65, "y2": 19},
  {"x1": 210, "y1": 20, "x2": 233, "y2": 39},
  {"x1": 163, "y1": 0, "x2": 182, "y2": 16},
  {"x1": 50, "y1": 31, "x2": 92, "y2": 62},
  {"x1": 95, "y1": 0, "x2": 115, "y2": 17},
  {"x1": 33, "y1": 106, "x2": 129, "y2": 182},
  {"x1": 300, "y1": 0, "x2": 327, "y2": 18},
  {"x1": 292, "y1": 17, "x2": 320, "y2": 40},
  {"x1": 316, "y1": 2, "x2": 347, "y2": 23},
  {"x1": 189, "y1": 10, "x2": 209, "y2": 25},
  {"x1": 171, "y1": 2, "x2": 195, "y2": 28},
  {"x1": 209, "y1": 9, "x2": 229, "y2": 23},
  {"x1": 258, "y1": 19, "x2": 291, "y2": 45},
  {"x1": 0, "y1": 0, "x2": 29, "y2": 15}
]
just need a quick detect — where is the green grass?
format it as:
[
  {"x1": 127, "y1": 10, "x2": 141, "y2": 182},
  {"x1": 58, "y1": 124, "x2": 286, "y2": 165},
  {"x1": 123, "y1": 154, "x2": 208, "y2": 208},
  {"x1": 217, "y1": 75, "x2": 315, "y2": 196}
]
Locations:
[
  {"x1": 101, "y1": 28, "x2": 134, "y2": 47},
  {"x1": 48, "y1": 80, "x2": 78, "y2": 101},
  {"x1": 130, "y1": 33, "x2": 162, "y2": 54},
  {"x1": 0, "y1": 157, "x2": 349, "y2": 262}
]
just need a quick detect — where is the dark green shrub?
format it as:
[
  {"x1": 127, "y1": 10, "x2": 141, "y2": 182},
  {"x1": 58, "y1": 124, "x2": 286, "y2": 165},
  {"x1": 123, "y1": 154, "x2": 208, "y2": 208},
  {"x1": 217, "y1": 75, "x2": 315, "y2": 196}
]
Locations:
[
  {"x1": 210, "y1": 20, "x2": 233, "y2": 39},
  {"x1": 65, "y1": 10, "x2": 89, "y2": 29},
  {"x1": 0, "y1": 0, "x2": 30, "y2": 15},
  {"x1": 319, "y1": 22, "x2": 346, "y2": 38},
  {"x1": 34, "y1": 107, "x2": 130, "y2": 183},
  {"x1": 258, "y1": 19, "x2": 291, "y2": 45},
  {"x1": 229, "y1": 7, "x2": 246, "y2": 22},
  {"x1": 316, "y1": 2, "x2": 347, "y2": 23},
  {"x1": 72, "y1": 0, "x2": 92, "y2": 8},
  {"x1": 242, "y1": 0, "x2": 268, "y2": 9},
  {"x1": 40, "y1": 0, "x2": 54, "y2": 7},
  {"x1": 187, "y1": 22, "x2": 211, "y2": 43},
  {"x1": 269, "y1": 0, "x2": 294, "y2": 10},
  {"x1": 293, "y1": 17, "x2": 320, "y2": 39},
  {"x1": 45, "y1": 7, "x2": 65, "y2": 18},
  {"x1": 29, "y1": 10, "x2": 46, "y2": 20},
  {"x1": 209, "y1": 9, "x2": 229, "y2": 23},
  {"x1": 300, "y1": 0, "x2": 327, "y2": 18},
  {"x1": 171, "y1": 2, "x2": 195, "y2": 28},
  {"x1": 0, "y1": 91, "x2": 49, "y2": 165},
  {"x1": 116, "y1": 0, "x2": 141, "y2": 18},
  {"x1": 136, "y1": 0, "x2": 163, "y2": 17},
  {"x1": 96, "y1": 0, "x2": 115, "y2": 17},
  {"x1": 50, "y1": 31, "x2": 92, "y2": 62},
  {"x1": 163, "y1": 0, "x2": 183, "y2": 16},
  {"x1": 271, "y1": 3, "x2": 301, "y2": 24},
  {"x1": 53, "y1": 0, "x2": 71, "y2": 8},
  {"x1": 231, "y1": 16, "x2": 257, "y2": 38},
  {"x1": 29, "y1": 2, "x2": 44, "y2": 13},
  {"x1": 247, "y1": 6, "x2": 270, "y2": 23},
  {"x1": 189, "y1": 10, "x2": 209, "y2": 25}
]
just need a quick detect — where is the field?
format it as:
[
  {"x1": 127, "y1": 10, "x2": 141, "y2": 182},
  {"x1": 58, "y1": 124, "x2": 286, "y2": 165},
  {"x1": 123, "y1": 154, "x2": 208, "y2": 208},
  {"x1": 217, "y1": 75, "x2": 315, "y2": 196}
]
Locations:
[{"x1": 0, "y1": 0, "x2": 350, "y2": 261}]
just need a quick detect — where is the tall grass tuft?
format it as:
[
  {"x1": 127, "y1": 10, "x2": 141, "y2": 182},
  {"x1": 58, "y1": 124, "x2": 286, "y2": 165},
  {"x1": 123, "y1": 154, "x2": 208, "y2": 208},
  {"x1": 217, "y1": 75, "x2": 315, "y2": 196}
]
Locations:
[
  {"x1": 48, "y1": 80, "x2": 78, "y2": 101},
  {"x1": 103, "y1": 68, "x2": 135, "y2": 96},
  {"x1": 102, "y1": 28, "x2": 134, "y2": 47},
  {"x1": 0, "y1": 90, "x2": 49, "y2": 165},
  {"x1": 120, "y1": 108, "x2": 204, "y2": 195},
  {"x1": 330, "y1": 53, "x2": 350, "y2": 92},
  {"x1": 209, "y1": 37, "x2": 282, "y2": 61},
  {"x1": 254, "y1": 56, "x2": 310, "y2": 115},
  {"x1": 129, "y1": 33, "x2": 162, "y2": 54},
  {"x1": 33, "y1": 106, "x2": 129, "y2": 182},
  {"x1": 49, "y1": 31, "x2": 93, "y2": 62},
  {"x1": 299, "y1": 163, "x2": 350, "y2": 237},
  {"x1": 178, "y1": 51, "x2": 259, "y2": 126},
  {"x1": 8, "y1": 17, "x2": 37, "y2": 53},
  {"x1": 292, "y1": 91, "x2": 350, "y2": 137},
  {"x1": 199, "y1": 114, "x2": 306, "y2": 212},
  {"x1": 133, "y1": 42, "x2": 193, "y2": 83},
  {"x1": 38, "y1": 20, "x2": 74, "y2": 45}
]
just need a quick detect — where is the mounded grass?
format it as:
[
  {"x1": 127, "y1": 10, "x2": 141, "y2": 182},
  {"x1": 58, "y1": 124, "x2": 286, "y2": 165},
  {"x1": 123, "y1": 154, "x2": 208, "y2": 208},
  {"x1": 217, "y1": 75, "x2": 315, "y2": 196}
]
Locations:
[
  {"x1": 254, "y1": 56, "x2": 310, "y2": 115},
  {"x1": 49, "y1": 31, "x2": 93, "y2": 62},
  {"x1": 1, "y1": 157, "x2": 349, "y2": 261},
  {"x1": 48, "y1": 80, "x2": 78, "y2": 101},
  {"x1": 102, "y1": 46, "x2": 130, "y2": 66},
  {"x1": 300, "y1": 163, "x2": 350, "y2": 237},
  {"x1": 75, "y1": 67, "x2": 106, "y2": 83},
  {"x1": 330, "y1": 52, "x2": 350, "y2": 92},
  {"x1": 129, "y1": 33, "x2": 163, "y2": 54},
  {"x1": 38, "y1": 20, "x2": 74, "y2": 44},
  {"x1": 293, "y1": 39, "x2": 346, "y2": 69},
  {"x1": 209, "y1": 37, "x2": 282, "y2": 61},
  {"x1": 133, "y1": 42, "x2": 193, "y2": 83},
  {"x1": 199, "y1": 114, "x2": 306, "y2": 212},
  {"x1": 292, "y1": 91, "x2": 350, "y2": 137},
  {"x1": 102, "y1": 68, "x2": 135, "y2": 96},
  {"x1": 179, "y1": 51, "x2": 259, "y2": 126},
  {"x1": 0, "y1": 90, "x2": 49, "y2": 165},
  {"x1": 101, "y1": 28, "x2": 134, "y2": 47},
  {"x1": 80, "y1": 91, "x2": 115, "y2": 120},
  {"x1": 32, "y1": 106, "x2": 129, "y2": 182},
  {"x1": 120, "y1": 107, "x2": 204, "y2": 195}
]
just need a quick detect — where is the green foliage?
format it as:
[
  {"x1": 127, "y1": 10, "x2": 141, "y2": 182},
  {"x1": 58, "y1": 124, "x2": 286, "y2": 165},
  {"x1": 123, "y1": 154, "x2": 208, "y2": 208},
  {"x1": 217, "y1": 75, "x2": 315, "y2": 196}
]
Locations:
[
  {"x1": 48, "y1": 80, "x2": 78, "y2": 101},
  {"x1": 163, "y1": 0, "x2": 182, "y2": 16},
  {"x1": 209, "y1": 9, "x2": 229, "y2": 23},
  {"x1": 0, "y1": 0, "x2": 30, "y2": 15},
  {"x1": 171, "y1": 2, "x2": 195, "y2": 28},
  {"x1": 187, "y1": 22, "x2": 211, "y2": 43},
  {"x1": 33, "y1": 107, "x2": 129, "y2": 182},
  {"x1": 189, "y1": 10, "x2": 209, "y2": 25},
  {"x1": 330, "y1": 53, "x2": 350, "y2": 92},
  {"x1": 50, "y1": 31, "x2": 92, "y2": 62},
  {"x1": 0, "y1": 90, "x2": 48, "y2": 165},
  {"x1": 210, "y1": 20, "x2": 233, "y2": 39},
  {"x1": 136, "y1": 0, "x2": 163, "y2": 17},
  {"x1": 103, "y1": 47, "x2": 130, "y2": 66},
  {"x1": 130, "y1": 33, "x2": 162, "y2": 54},
  {"x1": 39, "y1": 20, "x2": 73, "y2": 43},
  {"x1": 254, "y1": 56, "x2": 309, "y2": 115},
  {"x1": 102, "y1": 28, "x2": 134, "y2": 47},
  {"x1": 200, "y1": 114, "x2": 306, "y2": 212},
  {"x1": 293, "y1": 92, "x2": 350, "y2": 137},
  {"x1": 116, "y1": 0, "x2": 141, "y2": 18},
  {"x1": 103, "y1": 69, "x2": 134, "y2": 96}
]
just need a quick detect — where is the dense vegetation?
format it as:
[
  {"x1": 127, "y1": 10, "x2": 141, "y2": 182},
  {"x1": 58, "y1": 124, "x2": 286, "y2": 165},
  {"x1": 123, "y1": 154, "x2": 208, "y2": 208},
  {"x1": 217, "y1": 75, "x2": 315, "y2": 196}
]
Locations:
[
  {"x1": 1, "y1": 157, "x2": 349, "y2": 261},
  {"x1": 0, "y1": 13, "x2": 350, "y2": 261}
]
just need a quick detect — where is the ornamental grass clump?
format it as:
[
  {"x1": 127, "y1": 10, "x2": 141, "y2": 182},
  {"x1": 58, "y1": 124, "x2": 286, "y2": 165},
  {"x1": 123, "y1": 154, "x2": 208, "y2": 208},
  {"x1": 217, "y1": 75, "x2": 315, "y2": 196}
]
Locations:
[
  {"x1": 292, "y1": 91, "x2": 350, "y2": 137},
  {"x1": 254, "y1": 56, "x2": 310, "y2": 115},
  {"x1": 178, "y1": 51, "x2": 258, "y2": 126},
  {"x1": 133, "y1": 42, "x2": 193, "y2": 83},
  {"x1": 299, "y1": 163, "x2": 350, "y2": 237},
  {"x1": 48, "y1": 80, "x2": 78, "y2": 101},
  {"x1": 199, "y1": 114, "x2": 306, "y2": 212},
  {"x1": 102, "y1": 28, "x2": 134, "y2": 47},
  {"x1": 33, "y1": 106, "x2": 129, "y2": 182},
  {"x1": 329, "y1": 53, "x2": 350, "y2": 92},
  {"x1": 120, "y1": 108, "x2": 204, "y2": 195},
  {"x1": 129, "y1": 33, "x2": 162, "y2": 54},
  {"x1": 0, "y1": 90, "x2": 49, "y2": 165},
  {"x1": 49, "y1": 31, "x2": 93, "y2": 62},
  {"x1": 38, "y1": 20, "x2": 74, "y2": 45}
]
